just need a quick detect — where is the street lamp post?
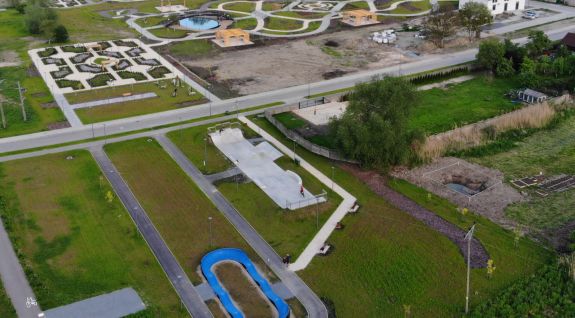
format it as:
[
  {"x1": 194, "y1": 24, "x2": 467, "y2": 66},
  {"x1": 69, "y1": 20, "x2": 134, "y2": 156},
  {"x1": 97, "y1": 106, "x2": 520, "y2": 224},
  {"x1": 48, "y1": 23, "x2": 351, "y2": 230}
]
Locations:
[
  {"x1": 203, "y1": 137, "x2": 207, "y2": 167},
  {"x1": 331, "y1": 166, "x2": 335, "y2": 190},
  {"x1": 464, "y1": 223, "x2": 477, "y2": 314},
  {"x1": 208, "y1": 216, "x2": 213, "y2": 247},
  {"x1": 315, "y1": 197, "x2": 319, "y2": 229}
]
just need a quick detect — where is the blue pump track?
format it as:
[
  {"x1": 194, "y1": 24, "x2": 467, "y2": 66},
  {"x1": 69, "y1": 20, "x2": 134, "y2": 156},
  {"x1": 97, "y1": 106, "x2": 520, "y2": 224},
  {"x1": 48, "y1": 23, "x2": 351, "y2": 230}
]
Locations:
[{"x1": 201, "y1": 248, "x2": 290, "y2": 318}]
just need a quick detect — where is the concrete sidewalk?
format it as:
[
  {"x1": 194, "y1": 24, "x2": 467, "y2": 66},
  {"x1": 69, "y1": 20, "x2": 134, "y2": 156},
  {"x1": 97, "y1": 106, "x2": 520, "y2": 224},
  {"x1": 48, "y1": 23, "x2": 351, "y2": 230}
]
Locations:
[{"x1": 239, "y1": 116, "x2": 357, "y2": 271}]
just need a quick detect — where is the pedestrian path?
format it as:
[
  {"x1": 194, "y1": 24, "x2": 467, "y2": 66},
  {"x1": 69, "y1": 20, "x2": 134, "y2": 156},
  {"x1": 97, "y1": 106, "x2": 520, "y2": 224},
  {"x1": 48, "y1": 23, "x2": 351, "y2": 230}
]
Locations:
[{"x1": 69, "y1": 93, "x2": 158, "y2": 109}]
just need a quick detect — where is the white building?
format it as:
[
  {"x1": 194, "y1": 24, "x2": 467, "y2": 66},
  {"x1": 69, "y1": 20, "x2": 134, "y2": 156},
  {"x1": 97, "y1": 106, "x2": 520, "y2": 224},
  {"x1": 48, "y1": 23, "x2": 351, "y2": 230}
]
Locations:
[{"x1": 459, "y1": 0, "x2": 526, "y2": 15}]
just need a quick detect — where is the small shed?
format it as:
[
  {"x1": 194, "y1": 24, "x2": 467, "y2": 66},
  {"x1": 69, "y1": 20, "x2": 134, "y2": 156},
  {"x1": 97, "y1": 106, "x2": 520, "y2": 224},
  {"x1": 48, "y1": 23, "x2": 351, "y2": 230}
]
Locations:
[
  {"x1": 213, "y1": 29, "x2": 252, "y2": 47},
  {"x1": 342, "y1": 10, "x2": 378, "y2": 26},
  {"x1": 518, "y1": 89, "x2": 548, "y2": 104},
  {"x1": 561, "y1": 32, "x2": 575, "y2": 51}
]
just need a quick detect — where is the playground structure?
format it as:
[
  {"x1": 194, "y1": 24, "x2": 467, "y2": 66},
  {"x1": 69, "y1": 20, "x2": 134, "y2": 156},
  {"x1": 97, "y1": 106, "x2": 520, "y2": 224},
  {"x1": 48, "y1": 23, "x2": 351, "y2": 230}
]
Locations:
[
  {"x1": 341, "y1": 9, "x2": 379, "y2": 27},
  {"x1": 213, "y1": 29, "x2": 253, "y2": 47},
  {"x1": 201, "y1": 248, "x2": 289, "y2": 318}
]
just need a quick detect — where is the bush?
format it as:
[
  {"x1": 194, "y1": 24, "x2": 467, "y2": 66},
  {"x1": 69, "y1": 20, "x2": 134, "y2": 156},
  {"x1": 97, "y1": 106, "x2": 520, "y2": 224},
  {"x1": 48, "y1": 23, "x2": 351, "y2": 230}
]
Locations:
[
  {"x1": 87, "y1": 73, "x2": 114, "y2": 87},
  {"x1": 117, "y1": 71, "x2": 147, "y2": 81},
  {"x1": 148, "y1": 66, "x2": 171, "y2": 79},
  {"x1": 53, "y1": 25, "x2": 69, "y2": 43}
]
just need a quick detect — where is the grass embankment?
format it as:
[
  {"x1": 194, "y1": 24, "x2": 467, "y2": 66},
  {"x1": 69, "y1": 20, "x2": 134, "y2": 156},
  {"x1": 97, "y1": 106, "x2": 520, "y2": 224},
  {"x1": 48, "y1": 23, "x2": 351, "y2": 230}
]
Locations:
[
  {"x1": 264, "y1": 17, "x2": 304, "y2": 31},
  {"x1": 388, "y1": 0, "x2": 432, "y2": 14},
  {"x1": 247, "y1": 114, "x2": 552, "y2": 317},
  {"x1": 273, "y1": 112, "x2": 335, "y2": 148},
  {"x1": 272, "y1": 11, "x2": 328, "y2": 19},
  {"x1": 0, "y1": 151, "x2": 184, "y2": 316},
  {"x1": 468, "y1": 115, "x2": 575, "y2": 231},
  {"x1": 104, "y1": 138, "x2": 261, "y2": 284},
  {"x1": 68, "y1": 82, "x2": 205, "y2": 124},
  {"x1": 374, "y1": 0, "x2": 404, "y2": 10},
  {"x1": 0, "y1": 11, "x2": 66, "y2": 138},
  {"x1": 0, "y1": 284, "x2": 15, "y2": 318},
  {"x1": 148, "y1": 27, "x2": 190, "y2": 39},
  {"x1": 411, "y1": 76, "x2": 521, "y2": 134},
  {"x1": 215, "y1": 262, "x2": 274, "y2": 317},
  {"x1": 222, "y1": 2, "x2": 256, "y2": 12}
]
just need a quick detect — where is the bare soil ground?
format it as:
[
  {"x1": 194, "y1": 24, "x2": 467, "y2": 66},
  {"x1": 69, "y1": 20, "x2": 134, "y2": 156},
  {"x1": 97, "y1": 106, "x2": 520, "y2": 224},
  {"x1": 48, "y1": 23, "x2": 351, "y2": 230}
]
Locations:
[
  {"x1": 181, "y1": 24, "x2": 416, "y2": 95},
  {"x1": 0, "y1": 50, "x2": 21, "y2": 67},
  {"x1": 391, "y1": 157, "x2": 524, "y2": 229}
]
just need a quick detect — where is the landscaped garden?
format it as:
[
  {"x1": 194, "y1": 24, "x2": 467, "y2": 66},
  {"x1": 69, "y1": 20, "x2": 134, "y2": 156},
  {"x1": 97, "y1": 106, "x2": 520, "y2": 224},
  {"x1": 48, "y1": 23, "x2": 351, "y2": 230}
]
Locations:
[
  {"x1": 247, "y1": 114, "x2": 553, "y2": 317},
  {"x1": 0, "y1": 151, "x2": 185, "y2": 316},
  {"x1": 68, "y1": 81, "x2": 205, "y2": 124}
]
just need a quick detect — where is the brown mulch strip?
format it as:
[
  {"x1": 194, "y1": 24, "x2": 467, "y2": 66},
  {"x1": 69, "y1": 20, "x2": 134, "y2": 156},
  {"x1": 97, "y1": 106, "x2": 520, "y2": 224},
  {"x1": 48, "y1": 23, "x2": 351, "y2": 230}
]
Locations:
[
  {"x1": 341, "y1": 164, "x2": 490, "y2": 268},
  {"x1": 47, "y1": 121, "x2": 71, "y2": 130}
]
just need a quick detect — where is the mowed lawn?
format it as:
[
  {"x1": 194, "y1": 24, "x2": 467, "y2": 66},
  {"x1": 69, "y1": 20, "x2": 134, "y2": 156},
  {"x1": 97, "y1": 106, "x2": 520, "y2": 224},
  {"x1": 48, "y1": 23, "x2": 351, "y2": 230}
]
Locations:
[
  {"x1": 69, "y1": 82, "x2": 206, "y2": 124},
  {"x1": 469, "y1": 116, "x2": 575, "y2": 231},
  {"x1": 0, "y1": 151, "x2": 184, "y2": 316},
  {"x1": 218, "y1": 156, "x2": 342, "y2": 258},
  {"x1": 248, "y1": 115, "x2": 552, "y2": 317},
  {"x1": 104, "y1": 138, "x2": 260, "y2": 284},
  {"x1": 411, "y1": 76, "x2": 521, "y2": 134},
  {"x1": 0, "y1": 284, "x2": 15, "y2": 318}
]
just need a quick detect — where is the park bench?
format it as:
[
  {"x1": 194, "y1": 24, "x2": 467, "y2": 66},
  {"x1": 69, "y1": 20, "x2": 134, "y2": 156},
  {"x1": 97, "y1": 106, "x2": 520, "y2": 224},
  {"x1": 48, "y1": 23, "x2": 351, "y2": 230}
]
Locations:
[
  {"x1": 348, "y1": 202, "x2": 360, "y2": 214},
  {"x1": 317, "y1": 243, "x2": 332, "y2": 256}
]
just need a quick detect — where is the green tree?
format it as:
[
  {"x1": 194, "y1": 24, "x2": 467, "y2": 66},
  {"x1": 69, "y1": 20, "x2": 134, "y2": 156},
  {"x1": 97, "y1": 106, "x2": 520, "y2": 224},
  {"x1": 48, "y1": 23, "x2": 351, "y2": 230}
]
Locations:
[
  {"x1": 519, "y1": 57, "x2": 540, "y2": 87},
  {"x1": 496, "y1": 58, "x2": 515, "y2": 77},
  {"x1": 503, "y1": 39, "x2": 526, "y2": 71},
  {"x1": 423, "y1": 9, "x2": 459, "y2": 48},
  {"x1": 330, "y1": 77, "x2": 421, "y2": 169},
  {"x1": 525, "y1": 30, "x2": 551, "y2": 58},
  {"x1": 458, "y1": 2, "x2": 492, "y2": 40},
  {"x1": 476, "y1": 38, "x2": 505, "y2": 74},
  {"x1": 24, "y1": 0, "x2": 57, "y2": 35},
  {"x1": 53, "y1": 25, "x2": 69, "y2": 43}
]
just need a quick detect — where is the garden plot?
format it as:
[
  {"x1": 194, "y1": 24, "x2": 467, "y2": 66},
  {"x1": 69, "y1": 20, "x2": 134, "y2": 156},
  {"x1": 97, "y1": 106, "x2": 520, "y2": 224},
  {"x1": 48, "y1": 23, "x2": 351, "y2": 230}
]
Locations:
[
  {"x1": 29, "y1": 39, "x2": 176, "y2": 95},
  {"x1": 49, "y1": 0, "x2": 89, "y2": 8}
]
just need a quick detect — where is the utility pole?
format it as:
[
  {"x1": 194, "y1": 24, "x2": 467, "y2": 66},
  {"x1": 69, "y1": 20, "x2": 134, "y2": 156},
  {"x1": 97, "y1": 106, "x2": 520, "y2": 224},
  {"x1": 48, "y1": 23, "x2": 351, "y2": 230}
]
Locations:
[
  {"x1": 17, "y1": 81, "x2": 26, "y2": 121},
  {"x1": 464, "y1": 223, "x2": 477, "y2": 315}
]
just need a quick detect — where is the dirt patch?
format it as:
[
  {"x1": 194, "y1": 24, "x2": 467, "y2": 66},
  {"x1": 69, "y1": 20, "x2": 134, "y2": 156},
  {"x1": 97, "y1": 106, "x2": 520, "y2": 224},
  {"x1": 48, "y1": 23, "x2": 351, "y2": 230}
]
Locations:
[
  {"x1": 179, "y1": 23, "x2": 414, "y2": 95},
  {"x1": 47, "y1": 121, "x2": 71, "y2": 130},
  {"x1": 391, "y1": 157, "x2": 523, "y2": 229},
  {"x1": 0, "y1": 51, "x2": 21, "y2": 67},
  {"x1": 41, "y1": 101, "x2": 58, "y2": 109},
  {"x1": 341, "y1": 163, "x2": 490, "y2": 268}
]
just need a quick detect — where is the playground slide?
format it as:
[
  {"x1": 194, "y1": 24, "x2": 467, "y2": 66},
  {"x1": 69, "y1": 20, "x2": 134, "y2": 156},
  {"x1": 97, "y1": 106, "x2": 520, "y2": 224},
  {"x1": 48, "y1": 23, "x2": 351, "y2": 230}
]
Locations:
[{"x1": 201, "y1": 248, "x2": 290, "y2": 318}]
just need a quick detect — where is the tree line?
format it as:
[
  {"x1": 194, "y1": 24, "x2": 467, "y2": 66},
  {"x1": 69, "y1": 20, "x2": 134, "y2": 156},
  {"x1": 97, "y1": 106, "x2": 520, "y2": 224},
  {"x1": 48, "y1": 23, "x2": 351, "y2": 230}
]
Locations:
[{"x1": 10, "y1": 0, "x2": 69, "y2": 43}]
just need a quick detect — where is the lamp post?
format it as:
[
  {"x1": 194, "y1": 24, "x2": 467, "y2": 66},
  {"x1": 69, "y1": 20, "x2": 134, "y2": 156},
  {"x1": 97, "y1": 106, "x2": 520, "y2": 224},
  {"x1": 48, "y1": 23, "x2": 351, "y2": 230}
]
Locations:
[
  {"x1": 292, "y1": 139, "x2": 296, "y2": 162},
  {"x1": 208, "y1": 216, "x2": 213, "y2": 247},
  {"x1": 203, "y1": 137, "x2": 207, "y2": 167},
  {"x1": 331, "y1": 166, "x2": 335, "y2": 190},
  {"x1": 464, "y1": 223, "x2": 477, "y2": 314}
]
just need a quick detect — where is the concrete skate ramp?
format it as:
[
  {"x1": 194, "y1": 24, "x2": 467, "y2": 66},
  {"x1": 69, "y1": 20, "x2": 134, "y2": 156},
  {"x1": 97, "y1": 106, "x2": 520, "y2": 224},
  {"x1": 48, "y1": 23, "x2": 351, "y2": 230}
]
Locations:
[
  {"x1": 210, "y1": 128, "x2": 324, "y2": 210},
  {"x1": 43, "y1": 287, "x2": 145, "y2": 318}
]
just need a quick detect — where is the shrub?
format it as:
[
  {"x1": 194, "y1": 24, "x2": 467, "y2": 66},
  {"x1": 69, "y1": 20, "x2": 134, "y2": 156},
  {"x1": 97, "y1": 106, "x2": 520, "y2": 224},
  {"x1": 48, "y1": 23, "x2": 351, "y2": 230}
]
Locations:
[
  {"x1": 117, "y1": 71, "x2": 147, "y2": 81},
  {"x1": 53, "y1": 25, "x2": 69, "y2": 43},
  {"x1": 148, "y1": 66, "x2": 171, "y2": 79},
  {"x1": 87, "y1": 73, "x2": 114, "y2": 87}
]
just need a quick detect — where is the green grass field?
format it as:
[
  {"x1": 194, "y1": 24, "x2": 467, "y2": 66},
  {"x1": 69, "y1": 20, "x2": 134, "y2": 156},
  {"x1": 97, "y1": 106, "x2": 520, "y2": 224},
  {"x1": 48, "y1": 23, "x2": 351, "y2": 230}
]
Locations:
[
  {"x1": 222, "y1": 2, "x2": 256, "y2": 12},
  {"x1": 342, "y1": 1, "x2": 370, "y2": 10},
  {"x1": 412, "y1": 76, "x2": 521, "y2": 134},
  {"x1": 469, "y1": 116, "x2": 575, "y2": 231},
  {"x1": 218, "y1": 155, "x2": 342, "y2": 258},
  {"x1": 264, "y1": 17, "x2": 304, "y2": 31},
  {"x1": 0, "y1": 284, "x2": 15, "y2": 318},
  {"x1": 69, "y1": 82, "x2": 205, "y2": 124},
  {"x1": 148, "y1": 27, "x2": 190, "y2": 39},
  {"x1": 166, "y1": 39, "x2": 216, "y2": 58},
  {"x1": 230, "y1": 18, "x2": 258, "y2": 30},
  {"x1": 272, "y1": 11, "x2": 328, "y2": 19},
  {"x1": 0, "y1": 151, "x2": 185, "y2": 316},
  {"x1": 388, "y1": 0, "x2": 432, "y2": 14},
  {"x1": 247, "y1": 114, "x2": 553, "y2": 317},
  {"x1": 0, "y1": 11, "x2": 66, "y2": 138},
  {"x1": 135, "y1": 16, "x2": 169, "y2": 27},
  {"x1": 104, "y1": 138, "x2": 264, "y2": 284}
]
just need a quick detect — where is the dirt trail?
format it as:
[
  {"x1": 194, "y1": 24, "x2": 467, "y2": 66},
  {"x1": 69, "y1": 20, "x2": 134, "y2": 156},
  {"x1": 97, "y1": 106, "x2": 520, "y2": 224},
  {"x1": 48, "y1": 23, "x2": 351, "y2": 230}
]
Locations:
[{"x1": 341, "y1": 164, "x2": 490, "y2": 268}]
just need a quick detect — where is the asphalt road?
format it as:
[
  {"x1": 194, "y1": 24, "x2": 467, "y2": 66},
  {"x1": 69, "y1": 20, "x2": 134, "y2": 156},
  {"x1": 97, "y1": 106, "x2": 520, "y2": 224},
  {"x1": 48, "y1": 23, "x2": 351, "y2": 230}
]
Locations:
[
  {"x1": 90, "y1": 148, "x2": 213, "y2": 318},
  {"x1": 156, "y1": 135, "x2": 329, "y2": 318},
  {"x1": 1, "y1": 21, "x2": 574, "y2": 154},
  {"x1": 0, "y1": 219, "x2": 42, "y2": 318}
]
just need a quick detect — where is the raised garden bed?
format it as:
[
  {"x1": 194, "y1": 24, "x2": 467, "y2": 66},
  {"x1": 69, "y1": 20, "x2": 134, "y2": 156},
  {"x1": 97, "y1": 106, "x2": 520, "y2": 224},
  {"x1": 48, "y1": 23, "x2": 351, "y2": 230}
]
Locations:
[
  {"x1": 87, "y1": 73, "x2": 115, "y2": 87},
  {"x1": 42, "y1": 57, "x2": 65, "y2": 66},
  {"x1": 38, "y1": 47, "x2": 57, "y2": 58},
  {"x1": 97, "y1": 41, "x2": 112, "y2": 50},
  {"x1": 61, "y1": 45, "x2": 87, "y2": 53},
  {"x1": 148, "y1": 66, "x2": 171, "y2": 79},
  {"x1": 76, "y1": 64, "x2": 103, "y2": 74},
  {"x1": 118, "y1": 71, "x2": 147, "y2": 81},
  {"x1": 126, "y1": 47, "x2": 146, "y2": 57},
  {"x1": 135, "y1": 57, "x2": 161, "y2": 66},
  {"x1": 50, "y1": 66, "x2": 73, "y2": 79},
  {"x1": 56, "y1": 79, "x2": 84, "y2": 90},
  {"x1": 113, "y1": 59, "x2": 132, "y2": 71},
  {"x1": 70, "y1": 52, "x2": 93, "y2": 64},
  {"x1": 113, "y1": 40, "x2": 138, "y2": 47},
  {"x1": 98, "y1": 50, "x2": 124, "y2": 59}
]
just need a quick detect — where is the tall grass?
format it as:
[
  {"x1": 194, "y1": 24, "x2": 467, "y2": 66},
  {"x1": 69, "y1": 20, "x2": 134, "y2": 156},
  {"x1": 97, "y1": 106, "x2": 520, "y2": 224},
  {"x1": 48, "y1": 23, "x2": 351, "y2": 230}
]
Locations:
[{"x1": 418, "y1": 102, "x2": 559, "y2": 160}]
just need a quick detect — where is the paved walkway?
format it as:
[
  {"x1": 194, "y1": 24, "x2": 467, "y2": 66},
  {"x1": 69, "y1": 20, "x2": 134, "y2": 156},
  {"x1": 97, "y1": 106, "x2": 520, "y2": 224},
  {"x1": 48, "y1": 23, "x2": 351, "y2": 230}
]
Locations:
[
  {"x1": 43, "y1": 288, "x2": 145, "y2": 318},
  {"x1": 155, "y1": 134, "x2": 328, "y2": 318},
  {"x1": 239, "y1": 116, "x2": 357, "y2": 271},
  {"x1": 69, "y1": 92, "x2": 157, "y2": 109},
  {"x1": 90, "y1": 148, "x2": 213, "y2": 318},
  {"x1": 0, "y1": 219, "x2": 42, "y2": 318}
]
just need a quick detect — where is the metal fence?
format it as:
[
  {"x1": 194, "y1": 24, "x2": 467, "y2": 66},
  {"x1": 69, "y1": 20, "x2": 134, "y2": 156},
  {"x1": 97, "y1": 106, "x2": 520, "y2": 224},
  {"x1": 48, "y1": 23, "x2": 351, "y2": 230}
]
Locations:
[
  {"x1": 207, "y1": 121, "x2": 240, "y2": 134},
  {"x1": 298, "y1": 97, "x2": 327, "y2": 109},
  {"x1": 286, "y1": 190, "x2": 328, "y2": 210},
  {"x1": 264, "y1": 105, "x2": 358, "y2": 164}
]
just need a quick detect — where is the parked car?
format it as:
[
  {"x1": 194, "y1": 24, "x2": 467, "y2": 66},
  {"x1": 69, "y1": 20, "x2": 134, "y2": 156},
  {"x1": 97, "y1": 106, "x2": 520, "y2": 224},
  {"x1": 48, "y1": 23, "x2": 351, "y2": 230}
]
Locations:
[{"x1": 523, "y1": 10, "x2": 538, "y2": 19}]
